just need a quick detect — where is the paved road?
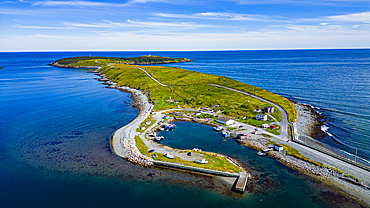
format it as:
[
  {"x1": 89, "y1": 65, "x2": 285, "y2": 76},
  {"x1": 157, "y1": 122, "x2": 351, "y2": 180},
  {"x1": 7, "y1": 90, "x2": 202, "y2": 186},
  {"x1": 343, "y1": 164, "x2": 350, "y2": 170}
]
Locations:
[
  {"x1": 289, "y1": 141, "x2": 370, "y2": 177},
  {"x1": 208, "y1": 84, "x2": 289, "y2": 140}
]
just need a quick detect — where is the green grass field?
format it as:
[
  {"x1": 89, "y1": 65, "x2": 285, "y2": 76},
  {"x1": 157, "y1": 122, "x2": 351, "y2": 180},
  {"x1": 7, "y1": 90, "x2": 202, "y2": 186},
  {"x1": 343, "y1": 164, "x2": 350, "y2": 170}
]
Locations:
[
  {"x1": 148, "y1": 150, "x2": 242, "y2": 173},
  {"x1": 100, "y1": 64, "x2": 296, "y2": 122}
]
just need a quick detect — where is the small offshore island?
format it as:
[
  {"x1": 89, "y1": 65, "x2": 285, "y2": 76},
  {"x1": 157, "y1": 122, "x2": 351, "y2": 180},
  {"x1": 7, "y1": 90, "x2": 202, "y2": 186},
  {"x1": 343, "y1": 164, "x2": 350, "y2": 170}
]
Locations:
[{"x1": 50, "y1": 55, "x2": 370, "y2": 206}]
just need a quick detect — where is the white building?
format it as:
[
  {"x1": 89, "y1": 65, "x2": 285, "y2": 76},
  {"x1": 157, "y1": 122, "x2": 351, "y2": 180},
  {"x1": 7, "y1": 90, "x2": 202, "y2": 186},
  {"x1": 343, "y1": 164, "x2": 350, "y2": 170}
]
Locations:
[
  {"x1": 216, "y1": 117, "x2": 235, "y2": 125},
  {"x1": 262, "y1": 123, "x2": 269, "y2": 128},
  {"x1": 273, "y1": 144, "x2": 283, "y2": 151},
  {"x1": 256, "y1": 114, "x2": 268, "y2": 121}
]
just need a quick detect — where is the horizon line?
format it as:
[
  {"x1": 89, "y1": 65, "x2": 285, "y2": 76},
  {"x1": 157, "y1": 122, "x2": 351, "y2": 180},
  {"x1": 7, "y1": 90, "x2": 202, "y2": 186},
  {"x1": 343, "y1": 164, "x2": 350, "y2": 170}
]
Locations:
[{"x1": 1, "y1": 47, "x2": 370, "y2": 53}]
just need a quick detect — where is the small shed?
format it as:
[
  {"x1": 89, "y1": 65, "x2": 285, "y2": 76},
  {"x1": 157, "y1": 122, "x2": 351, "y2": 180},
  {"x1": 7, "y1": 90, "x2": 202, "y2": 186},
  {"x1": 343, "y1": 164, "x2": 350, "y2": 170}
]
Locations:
[
  {"x1": 256, "y1": 114, "x2": 268, "y2": 121},
  {"x1": 216, "y1": 117, "x2": 235, "y2": 125},
  {"x1": 262, "y1": 123, "x2": 269, "y2": 128},
  {"x1": 273, "y1": 144, "x2": 283, "y2": 151}
]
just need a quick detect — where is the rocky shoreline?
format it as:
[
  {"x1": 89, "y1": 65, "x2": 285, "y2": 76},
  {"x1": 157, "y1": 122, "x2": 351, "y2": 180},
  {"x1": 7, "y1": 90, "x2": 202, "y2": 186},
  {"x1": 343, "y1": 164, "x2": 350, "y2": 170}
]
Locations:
[
  {"x1": 294, "y1": 102, "x2": 327, "y2": 140},
  {"x1": 92, "y1": 72, "x2": 155, "y2": 168}
]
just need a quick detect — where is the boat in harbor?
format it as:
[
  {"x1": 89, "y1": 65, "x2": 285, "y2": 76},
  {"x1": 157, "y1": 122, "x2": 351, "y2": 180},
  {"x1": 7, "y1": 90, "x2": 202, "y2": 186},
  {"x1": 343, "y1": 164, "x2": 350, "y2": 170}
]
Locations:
[
  {"x1": 194, "y1": 158, "x2": 208, "y2": 164},
  {"x1": 213, "y1": 126, "x2": 223, "y2": 132},
  {"x1": 221, "y1": 130, "x2": 230, "y2": 137},
  {"x1": 163, "y1": 123, "x2": 176, "y2": 130},
  {"x1": 164, "y1": 152, "x2": 175, "y2": 159},
  {"x1": 153, "y1": 136, "x2": 164, "y2": 142},
  {"x1": 257, "y1": 152, "x2": 266, "y2": 156}
]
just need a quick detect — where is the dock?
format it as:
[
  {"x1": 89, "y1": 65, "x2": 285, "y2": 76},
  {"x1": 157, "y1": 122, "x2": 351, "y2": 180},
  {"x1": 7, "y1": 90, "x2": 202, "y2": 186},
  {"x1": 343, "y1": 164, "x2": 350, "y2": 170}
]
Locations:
[{"x1": 235, "y1": 172, "x2": 248, "y2": 193}]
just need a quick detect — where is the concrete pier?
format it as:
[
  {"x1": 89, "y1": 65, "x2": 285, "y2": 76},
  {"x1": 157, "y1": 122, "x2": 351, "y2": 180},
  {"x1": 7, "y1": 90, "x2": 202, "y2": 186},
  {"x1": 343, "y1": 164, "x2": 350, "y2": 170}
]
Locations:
[{"x1": 235, "y1": 172, "x2": 248, "y2": 193}]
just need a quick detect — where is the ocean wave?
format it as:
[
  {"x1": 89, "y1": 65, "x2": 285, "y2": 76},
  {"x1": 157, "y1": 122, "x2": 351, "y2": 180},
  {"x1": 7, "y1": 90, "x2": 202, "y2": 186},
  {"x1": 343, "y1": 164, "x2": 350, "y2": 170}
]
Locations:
[
  {"x1": 331, "y1": 135, "x2": 346, "y2": 146},
  {"x1": 320, "y1": 107, "x2": 370, "y2": 120},
  {"x1": 321, "y1": 125, "x2": 329, "y2": 133}
]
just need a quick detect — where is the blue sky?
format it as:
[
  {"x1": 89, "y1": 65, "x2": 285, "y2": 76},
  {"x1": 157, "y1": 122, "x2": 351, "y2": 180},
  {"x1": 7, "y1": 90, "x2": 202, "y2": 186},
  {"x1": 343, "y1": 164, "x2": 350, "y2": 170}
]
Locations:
[{"x1": 0, "y1": 0, "x2": 369, "y2": 51}]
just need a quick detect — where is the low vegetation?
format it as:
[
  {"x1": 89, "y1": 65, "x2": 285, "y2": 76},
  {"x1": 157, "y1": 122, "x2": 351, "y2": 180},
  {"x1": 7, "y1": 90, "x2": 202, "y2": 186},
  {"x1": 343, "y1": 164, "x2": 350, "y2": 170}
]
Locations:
[
  {"x1": 345, "y1": 174, "x2": 360, "y2": 182},
  {"x1": 195, "y1": 113, "x2": 216, "y2": 119},
  {"x1": 134, "y1": 136, "x2": 148, "y2": 155},
  {"x1": 265, "y1": 124, "x2": 281, "y2": 135},
  {"x1": 267, "y1": 139, "x2": 276, "y2": 145},
  {"x1": 261, "y1": 133, "x2": 273, "y2": 138},
  {"x1": 100, "y1": 64, "x2": 296, "y2": 122},
  {"x1": 152, "y1": 151, "x2": 242, "y2": 173},
  {"x1": 279, "y1": 144, "x2": 323, "y2": 167},
  {"x1": 328, "y1": 166, "x2": 344, "y2": 174}
]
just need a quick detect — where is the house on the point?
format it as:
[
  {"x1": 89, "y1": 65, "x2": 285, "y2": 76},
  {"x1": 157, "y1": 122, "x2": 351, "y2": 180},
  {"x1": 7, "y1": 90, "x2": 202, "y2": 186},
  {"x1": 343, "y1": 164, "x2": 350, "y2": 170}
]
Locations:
[
  {"x1": 256, "y1": 114, "x2": 268, "y2": 121},
  {"x1": 216, "y1": 117, "x2": 235, "y2": 125},
  {"x1": 273, "y1": 144, "x2": 283, "y2": 151},
  {"x1": 263, "y1": 106, "x2": 274, "y2": 113}
]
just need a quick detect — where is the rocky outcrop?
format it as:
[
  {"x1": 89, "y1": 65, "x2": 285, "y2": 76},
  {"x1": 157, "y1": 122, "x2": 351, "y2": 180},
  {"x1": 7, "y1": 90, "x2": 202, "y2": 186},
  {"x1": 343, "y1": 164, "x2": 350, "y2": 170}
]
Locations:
[{"x1": 123, "y1": 139, "x2": 154, "y2": 167}]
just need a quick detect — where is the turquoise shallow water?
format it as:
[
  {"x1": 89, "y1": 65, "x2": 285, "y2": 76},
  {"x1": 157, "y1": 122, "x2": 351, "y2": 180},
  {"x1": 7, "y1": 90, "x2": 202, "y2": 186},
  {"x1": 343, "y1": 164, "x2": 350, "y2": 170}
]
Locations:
[{"x1": 0, "y1": 51, "x2": 367, "y2": 207}]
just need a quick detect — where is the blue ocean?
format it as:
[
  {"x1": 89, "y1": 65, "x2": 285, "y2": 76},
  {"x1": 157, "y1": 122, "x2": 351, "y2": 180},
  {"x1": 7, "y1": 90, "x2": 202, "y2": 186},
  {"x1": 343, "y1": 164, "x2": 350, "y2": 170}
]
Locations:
[{"x1": 0, "y1": 50, "x2": 369, "y2": 207}]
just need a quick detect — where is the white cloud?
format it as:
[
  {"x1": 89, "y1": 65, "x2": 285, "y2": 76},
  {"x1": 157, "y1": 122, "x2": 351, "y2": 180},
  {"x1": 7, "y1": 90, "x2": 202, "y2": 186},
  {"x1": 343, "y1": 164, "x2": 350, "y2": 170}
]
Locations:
[
  {"x1": 154, "y1": 12, "x2": 280, "y2": 22},
  {"x1": 326, "y1": 12, "x2": 370, "y2": 23},
  {"x1": 63, "y1": 22, "x2": 112, "y2": 28},
  {"x1": 4, "y1": 21, "x2": 368, "y2": 51},
  {"x1": 32, "y1": 0, "x2": 166, "y2": 7},
  {"x1": 33, "y1": 1, "x2": 126, "y2": 7},
  {"x1": 14, "y1": 24, "x2": 74, "y2": 29},
  {"x1": 125, "y1": 19, "x2": 209, "y2": 28},
  {"x1": 12, "y1": 19, "x2": 211, "y2": 33}
]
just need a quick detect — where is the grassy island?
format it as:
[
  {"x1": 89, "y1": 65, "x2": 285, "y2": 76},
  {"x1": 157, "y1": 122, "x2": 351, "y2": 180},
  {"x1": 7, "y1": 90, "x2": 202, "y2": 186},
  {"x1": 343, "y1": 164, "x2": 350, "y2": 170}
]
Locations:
[
  {"x1": 48, "y1": 55, "x2": 192, "y2": 68},
  {"x1": 51, "y1": 55, "x2": 297, "y2": 175}
]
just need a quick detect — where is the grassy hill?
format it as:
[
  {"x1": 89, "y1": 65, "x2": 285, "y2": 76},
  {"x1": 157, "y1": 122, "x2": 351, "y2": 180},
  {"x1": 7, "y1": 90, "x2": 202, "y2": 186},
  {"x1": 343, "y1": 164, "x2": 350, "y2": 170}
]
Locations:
[{"x1": 100, "y1": 64, "x2": 296, "y2": 123}]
